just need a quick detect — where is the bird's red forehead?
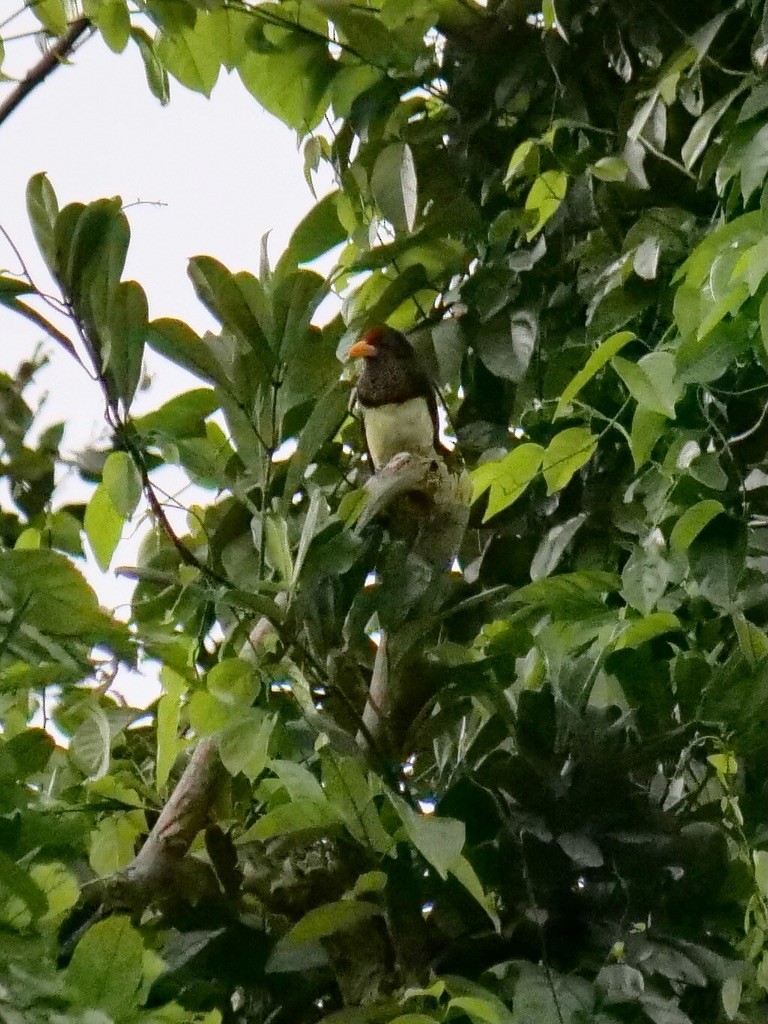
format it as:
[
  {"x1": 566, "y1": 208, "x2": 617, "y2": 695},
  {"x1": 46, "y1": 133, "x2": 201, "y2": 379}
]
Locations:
[{"x1": 362, "y1": 326, "x2": 385, "y2": 347}]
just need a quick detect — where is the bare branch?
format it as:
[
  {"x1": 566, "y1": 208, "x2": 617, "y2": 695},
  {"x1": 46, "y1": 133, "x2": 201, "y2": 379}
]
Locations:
[{"x1": 0, "y1": 17, "x2": 92, "y2": 129}]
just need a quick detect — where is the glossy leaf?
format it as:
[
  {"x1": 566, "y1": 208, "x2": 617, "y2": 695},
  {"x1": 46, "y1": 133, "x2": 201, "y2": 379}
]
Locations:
[
  {"x1": 542, "y1": 427, "x2": 597, "y2": 494},
  {"x1": 84, "y1": 483, "x2": 123, "y2": 571},
  {"x1": 472, "y1": 443, "x2": 544, "y2": 521},
  {"x1": 670, "y1": 500, "x2": 724, "y2": 552},
  {"x1": 555, "y1": 331, "x2": 635, "y2": 417}
]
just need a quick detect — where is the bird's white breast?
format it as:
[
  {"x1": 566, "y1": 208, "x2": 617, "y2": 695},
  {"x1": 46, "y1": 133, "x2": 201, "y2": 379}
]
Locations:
[{"x1": 363, "y1": 397, "x2": 435, "y2": 470}]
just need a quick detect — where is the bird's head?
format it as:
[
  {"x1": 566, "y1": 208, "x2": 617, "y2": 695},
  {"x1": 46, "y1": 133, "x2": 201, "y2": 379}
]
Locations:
[
  {"x1": 348, "y1": 325, "x2": 415, "y2": 363},
  {"x1": 348, "y1": 326, "x2": 433, "y2": 411}
]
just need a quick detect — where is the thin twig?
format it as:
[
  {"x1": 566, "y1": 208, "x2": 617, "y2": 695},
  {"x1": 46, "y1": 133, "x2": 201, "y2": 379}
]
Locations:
[{"x1": 0, "y1": 17, "x2": 92, "y2": 128}]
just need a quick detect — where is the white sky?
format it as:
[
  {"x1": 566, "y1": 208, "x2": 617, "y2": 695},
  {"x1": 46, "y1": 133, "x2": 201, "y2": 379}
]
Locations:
[{"x1": 0, "y1": 15, "x2": 333, "y2": 708}]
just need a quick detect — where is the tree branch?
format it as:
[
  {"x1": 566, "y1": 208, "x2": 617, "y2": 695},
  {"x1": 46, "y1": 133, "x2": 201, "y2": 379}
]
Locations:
[{"x1": 0, "y1": 17, "x2": 92, "y2": 129}]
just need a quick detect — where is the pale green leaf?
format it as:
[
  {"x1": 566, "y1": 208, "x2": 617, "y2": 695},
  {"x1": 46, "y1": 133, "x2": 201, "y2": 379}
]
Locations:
[
  {"x1": 371, "y1": 143, "x2": 419, "y2": 234},
  {"x1": 157, "y1": 20, "x2": 220, "y2": 97},
  {"x1": 31, "y1": 0, "x2": 67, "y2": 35},
  {"x1": 614, "y1": 612, "x2": 681, "y2": 650},
  {"x1": 613, "y1": 352, "x2": 681, "y2": 418},
  {"x1": 26, "y1": 172, "x2": 59, "y2": 275},
  {"x1": 590, "y1": 157, "x2": 628, "y2": 182},
  {"x1": 392, "y1": 796, "x2": 464, "y2": 878},
  {"x1": 67, "y1": 916, "x2": 143, "y2": 1018},
  {"x1": 450, "y1": 855, "x2": 500, "y2": 930},
  {"x1": 555, "y1": 331, "x2": 635, "y2": 417},
  {"x1": 207, "y1": 658, "x2": 259, "y2": 707},
  {"x1": 86, "y1": 0, "x2": 130, "y2": 53},
  {"x1": 681, "y1": 84, "x2": 748, "y2": 169},
  {"x1": 102, "y1": 451, "x2": 142, "y2": 518},
  {"x1": 525, "y1": 170, "x2": 567, "y2": 239},
  {"x1": 740, "y1": 123, "x2": 768, "y2": 202},
  {"x1": 542, "y1": 427, "x2": 597, "y2": 494},
  {"x1": 217, "y1": 709, "x2": 274, "y2": 781},
  {"x1": 84, "y1": 482, "x2": 123, "y2": 571},
  {"x1": 156, "y1": 666, "x2": 187, "y2": 790},
  {"x1": 472, "y1": 443, "x2": 544, "y2": 521},
  {"x1": 630, "y1": 407, "x2": 667, "y2": 471},
  {"x1": 285, "y1": 900, "x2": 380, "y2": 945},
  {"x1": 670, "y1": 499, "x2": 724, "y2": 552},
  {"x1": 722, "y1": 978, "x2": 742, "y2": 1020},
  {"x1": 89, "y1": 814, "x2": 143, "y2": 876}
]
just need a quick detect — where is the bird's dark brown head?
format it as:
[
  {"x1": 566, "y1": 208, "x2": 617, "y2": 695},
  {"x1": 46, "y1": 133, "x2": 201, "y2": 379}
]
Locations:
[
  {"x1": 348, "y1": 326, "x2": 413, "y2": 362},
  {"x1": 348, "y1": 326, "x2": 431, "y2": 407}
]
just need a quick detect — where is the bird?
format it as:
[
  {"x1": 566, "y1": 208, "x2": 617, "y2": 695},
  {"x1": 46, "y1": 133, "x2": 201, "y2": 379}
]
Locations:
[
  {"x1": 347, "y1": 326, "x2": 471, "y2": 755},
  {"x1": 347, "y1": 325, "x2": 442, "y2": 472}
]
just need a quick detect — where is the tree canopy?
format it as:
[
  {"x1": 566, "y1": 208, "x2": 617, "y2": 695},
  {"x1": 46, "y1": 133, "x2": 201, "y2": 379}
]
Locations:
[{"x1": 0, "y1": 2, "x2": 767, "y2": 1024}]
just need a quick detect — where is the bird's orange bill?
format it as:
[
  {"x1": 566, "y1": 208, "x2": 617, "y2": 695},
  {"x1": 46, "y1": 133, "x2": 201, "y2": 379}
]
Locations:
[{"x1": 348, "y1": 339, "x2": 377, "y2": 359}]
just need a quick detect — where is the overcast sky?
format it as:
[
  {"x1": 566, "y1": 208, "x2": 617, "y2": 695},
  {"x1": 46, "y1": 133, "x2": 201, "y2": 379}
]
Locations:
[{"x1": 0, "y1": 17, "x2": 332, "y2": 707}]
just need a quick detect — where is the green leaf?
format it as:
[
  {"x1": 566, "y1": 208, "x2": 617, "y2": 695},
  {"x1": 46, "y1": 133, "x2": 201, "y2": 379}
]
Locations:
[
  {"x1": 86, "y1": 0, "x2": 131, "y2": 53},
  {"x1": 555, "y1": 331, "x2": 635, "y2": 417},
  {"x1": 130, "y1": 26, "x2": 170, "y2": 104},
  {"x1": 524, "y1": 170, "x2": 567, "y2": 239},
  {"x1": 100, "y1": 279, "x2": 149, "y2": 407},
  {"x1": 207, "y1": 657, "x2": 260, "y2": 707},
  {"x1": 31, "y1": 862, "x2": 79, "y2": 922},
  {"x1": 156, "y1": 666, "x2": 186, "y2": 790},
  {"x1": 56, "y1": 197, "x2": 127, "y2": 301},
  {"x1": 31, "y1": 0, "x2": 67, "y2": 35},
  {"x1": 629, "y1": 407, "x2": 667, "y2": 469},
  {"x1": 187, "y1": 256, "x2": 273, "y2": 378},
  {"x1": 613, "y1": 352, "x2": 681, "y2": 417},
  {"x1": 239, "y1": 36, "x2": 335, "y2": 131},
  {"x1": 475, "y1": 312, "x2": 536, "y2": 382},
  {"x1": 614, "y1": 612, "x2": 681, "y2": 650},
  {"x1": 530, "y1": 515, "x2": 586, "y2": 581},
  {"x1": 146, "y1": 317, "x2": 230, "y2": 391},
  {"x1": 681, "y1": 84, "x2": 748, "y2": 169},
  {"x1": 283, "y1": 379, "x2": 352, "y2": 502},
  {"x1": 157, "y1": 18, "x2": 220, "y2": 96},
  {"x1": 0, "y1": 851, "x2": 47, "y2": 920},
  {"x1": 542, "y1": 427, "x2": 597, "y2": 494},
  {"x1": 450, "y1": 855, "x2": 500, "y2": 930},
  {"x1": 0, "y1": 549, "x2": 126, "y2": 640},
  {"x1": 242, "y1": 797, "x2": 341, "y2": 840},
  {"x1": 68, "y1": 916, "x2": 143, "y2": 1019},
  {"x1": 392, "y1": 796, "x2": 465, "y2": 878},
  {"x1": 207, "y1": 7, "x2": 250, "y2": 71},
  {"x1": 740, "y1": 123, "x2": 768, "y2": 202},
  {"x1": 321, "y1": 752, "x2": 393, "y2": 854},
  {"x1": 448, "y1": 997, "x2": 503, "y2": 1024},
  {"x1": 472, "y1": 443, "x2": 544, "y2": 521},
  {"x1": 557, "y1": 833, "x2": 604, "y2": 867},
  {"x1": 371, "y1": 142, "x2": 418, "y2": 234},
  {"x1": 754, "y1": 850, "x2": 768, "y2": 900},
  {"x1": 84, "y1": 483, "x2": 123, "y2": 571},
  {"x1": 277, "y1": 192, "x2": 348, "y2": 275},
  {"x1": 733, "y1": 613, "x2": 768, "y2": 666},
  {"x1": 670, "y1": 500, "x2": 724, "y2": 552},
  {"x1": 134, "y1": 388, "x2": 219, "y2": 438},
  {"x1": 217, "y1": 709, "x2": 274, "y2": 781},
  {"x1": 26, "y1": 173, "x2": 59, "y2": 275},
  {"x1": 71, "y1": 705, "x2": 112, "y2": 779},
  {"x1": 285, "y1": 900, "x2": 380, "y2": 945},
  {"x1": 721, "y1": 978, "x2": 742, "y2": 1020},
  {"x1": 102, "y1": 451, "x2": 142, "y2": 518},
  {"x1": 188, "y1": 690, "x2": 232, "y2": 735},
  {"x1": 504, "y1": 138, "x2": 538, "y2": 182},
  {"x1": 590, "y1": 156, "x2": 628, "y2": 182}
]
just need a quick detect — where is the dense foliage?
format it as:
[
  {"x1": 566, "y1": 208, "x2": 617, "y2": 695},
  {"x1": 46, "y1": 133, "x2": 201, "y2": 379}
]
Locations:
[{"x1": 1, "y1": 2, "x2": 767, "y2": 1023}]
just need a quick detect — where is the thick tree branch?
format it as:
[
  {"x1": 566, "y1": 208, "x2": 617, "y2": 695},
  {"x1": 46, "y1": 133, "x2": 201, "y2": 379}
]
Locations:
[
  {"x1": 0, "y1": 18, "x2": 92, "y2": 129},
  {"x1": 122, "y1": 737, "x2": 223, "y2": 895}
]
